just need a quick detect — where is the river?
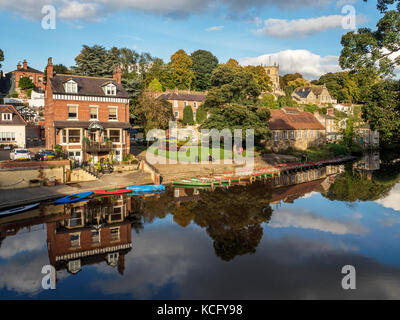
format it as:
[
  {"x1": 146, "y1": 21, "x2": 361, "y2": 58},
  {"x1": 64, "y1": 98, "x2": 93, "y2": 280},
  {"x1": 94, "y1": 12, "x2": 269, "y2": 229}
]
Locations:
[{"x1": 1, "y1": 152, "x2": 400, "y2": 299}]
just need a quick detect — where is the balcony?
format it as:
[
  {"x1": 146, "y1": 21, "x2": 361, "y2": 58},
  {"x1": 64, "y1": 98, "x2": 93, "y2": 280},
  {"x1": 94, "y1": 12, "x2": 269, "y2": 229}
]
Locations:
[{"x1": 83, "y1": 140, "x2": 113, "y2": 153}]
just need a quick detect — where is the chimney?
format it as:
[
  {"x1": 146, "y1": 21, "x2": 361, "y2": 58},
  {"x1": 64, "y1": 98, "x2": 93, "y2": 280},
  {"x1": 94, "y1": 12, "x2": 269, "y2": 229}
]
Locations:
[
  {"x1": 113, "y1": 64, "x2": 122, "y2": 84},
  {"x1": 17, "y1": 62, "x2": 21, "y2": 70},
  {"x1": 46, "y1": 57, "x2": 54, "y2": 79},
  {"x1": 23, "y1": 59, "x2": 28, "y2": 70}
]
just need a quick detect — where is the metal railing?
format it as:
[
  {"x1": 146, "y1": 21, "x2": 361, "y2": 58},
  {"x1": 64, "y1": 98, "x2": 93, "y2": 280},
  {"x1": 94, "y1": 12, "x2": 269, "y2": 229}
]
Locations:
[{"x1": 82, "y1": 140, "x2": 113, "y2": 153}]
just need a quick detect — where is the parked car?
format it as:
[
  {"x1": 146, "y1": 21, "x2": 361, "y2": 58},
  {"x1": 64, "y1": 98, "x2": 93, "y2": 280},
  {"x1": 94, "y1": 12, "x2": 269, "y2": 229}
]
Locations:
[
  {"x1": 35, "y1": 149, "x2": 56, "y2": 161},
  {"x1": 9, "y1": 149, "x2": 31, "y2": 161}
]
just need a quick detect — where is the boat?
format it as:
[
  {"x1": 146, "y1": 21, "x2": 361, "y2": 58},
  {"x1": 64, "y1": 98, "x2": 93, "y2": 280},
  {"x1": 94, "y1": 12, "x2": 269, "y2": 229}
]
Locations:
[
  {"x1": 173, "y1": 178, "x2": 230, "y2": 187},
  {"x1": 0, "y1": 203, "x2": 40, "y2": 216},
  {"x1": 54, "y1": 192, "x2": 93, "y2": 205},
  {"x1": 126, "y1": 184, "x2": 166, "y2": 193},
  {"x1": 93, "y1": 189, "x2": 131, "y2": 196}
]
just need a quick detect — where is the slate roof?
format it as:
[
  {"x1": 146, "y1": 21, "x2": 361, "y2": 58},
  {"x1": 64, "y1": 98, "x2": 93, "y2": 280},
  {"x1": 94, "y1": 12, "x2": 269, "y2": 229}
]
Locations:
[
  {"x1": 11, "y1": 66, "x2": 44, "y2": 74},
  {"x1": 49, "y1": 74, "x2": 129, "y2": 98},
  {"x1": 293, "y1": 86, "x2": 325, "y2": 98},
  {"x1": 158, "y1": 92, "x2": 206, "y2": 102},
  {"x1": 268, "y1": 108, "x2": 325, "y2": 130},
  {"x1": 0, "y1": 105, "x2": 27, "y2": 126}
]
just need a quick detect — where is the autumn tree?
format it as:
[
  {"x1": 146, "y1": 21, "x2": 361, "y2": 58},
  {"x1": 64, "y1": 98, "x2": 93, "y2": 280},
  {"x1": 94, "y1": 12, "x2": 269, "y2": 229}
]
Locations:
[
  {"x1": 135, "y1": 89, "x2": 173, "y2": 134},
  {"x1": 169, "y1": 49, "x2": 195, "y2": 90},
  {"x1": 244, "y1": 65, "x2": 272, "y2": 92},
  {"x1": 148, "y1": 78, "x2": 163, "y2": 92}
]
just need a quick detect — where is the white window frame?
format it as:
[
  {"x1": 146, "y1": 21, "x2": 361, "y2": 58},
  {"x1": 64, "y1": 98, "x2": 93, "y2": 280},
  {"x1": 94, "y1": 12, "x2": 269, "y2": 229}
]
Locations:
[
  {"x1": 89, "y1": 105, "x2": 99, "y2": 121},
  {"x1": 2, "y1": 113, "x2": 12, "y2": 121},
  {"x1": 290, "y1": 130, "x2": 295, "y2": 140},
  {"x1": 274, "y1": 131, "x2": 279, "y2": 142},
  {"x1": 173, "y1": 100, "x2": 178, "y2": 108},
  {"x1": 104, "y1": 84, "x2": 116, "y2": 96},
  {"x1": 110, "y1": 227, "x2": 120, "y2": 242},
  {"x1": 193, "y1": 101, "x2": 197, "y2": 108},
  {"x1": 65, "y1": 129, "x2": 82, "y2": 145},
  {"x1": 108, "y1": 106, "x2": 118, "y2": 121},
  {"x1": 283, "y1": 130, "x2": 288, "y2": 140},
  {"x1": 64, "y1": 80, "x2": 78, "y2": 94},
  {"x1": 67, "y1": 104, "x2": 79, "y2": 120},
  {"x1": 70, "y1": 232, "x2": 81, "y2": 248},
  {"x1": 107, "y1": 129, "x2": 122, "y2": 144},
  {"x1": 174, "y1": 111, "x2": 179, "y2": 118}
]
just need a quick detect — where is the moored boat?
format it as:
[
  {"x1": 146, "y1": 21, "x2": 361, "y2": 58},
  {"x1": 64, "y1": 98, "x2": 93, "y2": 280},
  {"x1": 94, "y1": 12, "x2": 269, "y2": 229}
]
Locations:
[
  {"x1": 93, "y1": 189, "x2": 131, "y2": 196},
  {"x1": 126, "y1": 184, "x2": 166, "y2": 193},
  {"x1": 54, "y1": 192, "x2": 93, "y2": 205},
  {"x1": 0, "y1": 203, "x2": 40, "y2": 216}
]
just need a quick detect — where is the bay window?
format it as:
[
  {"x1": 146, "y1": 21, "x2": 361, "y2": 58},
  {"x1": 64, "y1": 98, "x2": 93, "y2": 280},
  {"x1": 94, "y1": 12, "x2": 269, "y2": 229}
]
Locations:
[
  {"x1": 108, "y1": 129, "x2": 121, "y2": 143},
  {"x1": 68, "y1": 129, "x2": 81, "y2": 144}
]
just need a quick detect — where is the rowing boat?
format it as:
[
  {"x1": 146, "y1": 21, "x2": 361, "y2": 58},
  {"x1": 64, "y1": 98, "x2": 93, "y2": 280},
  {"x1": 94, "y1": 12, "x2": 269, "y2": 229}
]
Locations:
[
  {"x1": 93, "y1": 189, "x2": 131, "y2": 196},
  {"x1": 126, "y1": 184, "x2": 166, "y2": 193}
]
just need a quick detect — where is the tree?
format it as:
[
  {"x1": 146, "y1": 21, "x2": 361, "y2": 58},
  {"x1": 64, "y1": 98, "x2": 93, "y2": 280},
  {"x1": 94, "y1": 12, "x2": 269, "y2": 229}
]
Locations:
[
  {"x1": 19, "y1": 77, "x2": 35, "y2": 90},
  {"x1": 135, "y1": 89, "x2": 172, "y2": 134},
  {"x1": 313, "y1": 72, "x2": 360, "y2": 103},
  {"x1": 244, "y1": 65, "x2": 272, "y2": 92},
  {"x1": 148, "y1": 78, "x2": 163, "y2": 92},
  {"x1": 201, "y1": 103, "x2": 270, "y2": 142},
  {"x1": 190, "y1": 50, "x2": 219, "y2": 91},
  {"x1": 53, "y1": 64, "x2": 70, "y2": 74},
  {"x1": 169, "y1": 49, "x2": 195, "y2": 90},
  {"x1": 344, "y1": 115, "x2": 354, "y2": 148},
  {"x1": 0, "y1": 49, "x2": 3, "y2": 69},
  {"x1": 196, "y1": 106, "x2": 207, "y2": 124},
  {"x1": 204, "y1": 62, "x2": 262, "y2": 111},
  {"x1": 362, "y1": 79, "x2": 400, "y2": 145},
  {"x1": 261, "y1": 93, "x2": 279, "y2": 109},
  {"x1": 183, "y1": 105, "x2": 194, "y2": 125}
]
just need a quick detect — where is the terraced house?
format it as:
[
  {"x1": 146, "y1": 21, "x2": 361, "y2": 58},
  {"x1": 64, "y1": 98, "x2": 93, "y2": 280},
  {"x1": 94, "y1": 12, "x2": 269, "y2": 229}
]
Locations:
[
  {"x1": 268, "y1": 107, "x2": 326, "y2": 152},
  {"x1": 44, "y1": 58, "x2": 131, "y2": 163}
]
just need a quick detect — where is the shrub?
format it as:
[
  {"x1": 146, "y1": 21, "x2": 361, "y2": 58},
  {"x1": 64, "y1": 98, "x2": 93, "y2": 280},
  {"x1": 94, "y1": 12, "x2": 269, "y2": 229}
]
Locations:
[
  {"x1": 196, "y1": 106, "x2": 207, "y2": 124},
  {"x1": 327, "y1": 143, "x2": 348, "y2": 156},
  {"x1": 19, "y1": 77, "x2": 35, "y2": 90},
  {"x1": 182, "y1": 105, "x2": 194, "y2": 126}
]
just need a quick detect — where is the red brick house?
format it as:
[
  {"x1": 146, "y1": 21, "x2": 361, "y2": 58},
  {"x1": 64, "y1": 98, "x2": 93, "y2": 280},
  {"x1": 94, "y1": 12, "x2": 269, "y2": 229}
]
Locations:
[
  {"x1": 44, "y1": 58, "x2": 131, "y2": 163},
  {"x1": 11, "y1": 59, "x2": 45, "y2": 91},
  {"x1": 157, "y1": 90, "x2": 206, "y2": 121}
]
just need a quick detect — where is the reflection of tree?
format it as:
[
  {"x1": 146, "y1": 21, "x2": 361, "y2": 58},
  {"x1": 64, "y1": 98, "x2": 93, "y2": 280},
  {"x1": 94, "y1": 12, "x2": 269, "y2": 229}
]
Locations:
[
  {"x1": 133, "y1": 189, "x2": 175, "y2": 223},
  {"x1": 170, "y1": 183, "x2": 273, "y2": 261},
  {"x1": 324, "y1": 164, "x2": 399, "y2": 202}
]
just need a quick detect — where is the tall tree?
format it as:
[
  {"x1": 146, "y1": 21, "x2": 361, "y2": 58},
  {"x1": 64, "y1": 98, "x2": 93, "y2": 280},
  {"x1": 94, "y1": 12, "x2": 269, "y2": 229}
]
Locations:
[
  {"x1": 182, "y1": 105, "x2": 194, "y2": 125},
  {"x1": 169, "y1": 49, "x2": 195, "y2": 90},
  {"x1": 244, "y1": 66, "x2": 272, "y2": 92},
  {"x1": 0, "y1": 49, "x2": 4, "y2": 69},
  {"x1": 53, "y1": 64, "x2": 70, "y2": 74},
  {"x1": 148, "y1": 78, "x2": 163, "y2": 92},
  {"x1": 73, "y1": 45, "x2": 111, "y2": 77},
  {"x1": 135, "y1": 89, "x2": 173, "y2": 134},
  {"x1": 190, "y1": 50, "x2": 219, "y2": 91}
]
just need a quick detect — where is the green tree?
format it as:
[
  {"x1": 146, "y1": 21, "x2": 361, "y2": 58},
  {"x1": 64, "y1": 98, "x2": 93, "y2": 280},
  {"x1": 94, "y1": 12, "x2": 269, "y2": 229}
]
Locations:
[
  {"x1": 261, "y1": 93, "x2": 279, "y2": 109},
  {"x1": 169, "y1": 49, "x2": 195, "y2": 90},
  {"x1": 135, "y1": 89, "x2": 172, "y2": 134},
  {"x1": 244, "y1": 65, "x2": 272, "y2": 92},
  {"x1": 53, "y1": 64, "x2": 70, "y2": 74},
  {"x1": 0, "y1": 49, "x2": 4, "y2": 69},
  {"x1": 190, "y1": 50, "x2": 219, "y2": 91},
  {"x1": 182, "y1": 105, "x2": 194, "y2": 125},
  {"x1": 19, "y1": 77, "x2": 35, "y2": 90},
  {"x1": 73, "y1": 45, "x2": 111, "y2": 77},
  {"x1": 344, "y1": 115, "x2": 354, "y2": 148},
  {"x1": 314, "y1": 72, "x2": 360, "y2": 103},
  {"x1": 201, "y1": 103, "x2": 270, "y2": 142},
  {"x1": 196, "y1": 106, "x2": 207, "y2": 124},
  {"x1": 148, "y1": 78, "x2": 163, "y2": 92}
]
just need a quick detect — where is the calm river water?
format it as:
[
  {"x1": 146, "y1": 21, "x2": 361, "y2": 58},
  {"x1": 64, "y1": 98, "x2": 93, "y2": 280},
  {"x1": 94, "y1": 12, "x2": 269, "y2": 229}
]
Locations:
[{"x1": 1, "y1": 152, "x2": 400, "y2": 299}]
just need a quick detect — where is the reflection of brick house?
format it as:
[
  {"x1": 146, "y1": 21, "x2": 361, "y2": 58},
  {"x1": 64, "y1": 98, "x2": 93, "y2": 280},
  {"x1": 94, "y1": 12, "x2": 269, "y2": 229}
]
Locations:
[
  {"x1": 292, "y1": 85, "x2": 336, "y2": 106},
  {"x1": 11, "y1": 60, "x2": 45, "y2": 91},
  {"x1": 268, "y1": 107, "x2": 326, "y2": 151},
  {"x1": 44, "y1": 57, "x2": 131, "y2": 163},
  {"x1": 47, "y1": 196, "x2": 134, "y2": 275},
  {"x1": 158, "y1": 90, "x2": 206, "y2": 121}
]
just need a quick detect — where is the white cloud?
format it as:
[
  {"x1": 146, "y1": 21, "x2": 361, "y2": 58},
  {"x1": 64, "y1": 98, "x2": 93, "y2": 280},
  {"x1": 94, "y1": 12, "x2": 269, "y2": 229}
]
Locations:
[
  {"x1": 240, "y1": 49, "x2": 342, "y2": 79},
  {"x1": 206, "y1": 25, "x2": 224, "y2": 32},
  {"x1": 255, "y1": 14, "x2": 367, "y2": 38},
  {"x1": 0, "y1": 0, "x2": 335, "y2": 22},
  {"x1": 269, "y1": 208, "x2": 369, "y2": 235},
  {"x1": 376, "y1": 183, "x2": 400, "y2": 212},
  {"x1": 58, "y1": 0, "x2": 103, "y2": 21}
]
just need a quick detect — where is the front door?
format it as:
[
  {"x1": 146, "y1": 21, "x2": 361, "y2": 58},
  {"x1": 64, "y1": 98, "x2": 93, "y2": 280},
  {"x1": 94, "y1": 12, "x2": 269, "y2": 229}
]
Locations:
[{"x1": 90, "y1": 131, "x2": 98, "y2": 142}]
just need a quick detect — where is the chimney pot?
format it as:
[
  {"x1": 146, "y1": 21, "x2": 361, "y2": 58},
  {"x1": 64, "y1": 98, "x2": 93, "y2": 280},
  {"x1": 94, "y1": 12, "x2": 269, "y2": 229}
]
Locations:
[
  {"x1": 23, "y1": 59, "x2": 28, "y2": 70},
  {"x1": 113, "y1": 64, "x2": 122, "y2": 84},
  {"x1": 46, "y1": 57, "x2": 54, "y2": 80},
  {"x1": 17, "y1": 62, "x2": 21, "y2": 70}
]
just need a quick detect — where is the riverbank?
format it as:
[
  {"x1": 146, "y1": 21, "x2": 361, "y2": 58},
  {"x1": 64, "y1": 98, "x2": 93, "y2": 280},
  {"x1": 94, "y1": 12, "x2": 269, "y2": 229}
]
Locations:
[{"x1": 0, "y1": 170, "x2": 153, "y2": 210}]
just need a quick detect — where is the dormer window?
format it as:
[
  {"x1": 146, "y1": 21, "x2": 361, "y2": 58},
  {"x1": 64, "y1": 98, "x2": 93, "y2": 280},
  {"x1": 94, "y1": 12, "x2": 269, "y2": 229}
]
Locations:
[
  {"x1": 64, "y1": 80, "x2": 78, "y2": 93},
  {"x1": 2, "y1": 113, "x2": 12, "y2": 121},
  {"x1": 104, "y1": 83, "x2": 116, "y2": 96}
]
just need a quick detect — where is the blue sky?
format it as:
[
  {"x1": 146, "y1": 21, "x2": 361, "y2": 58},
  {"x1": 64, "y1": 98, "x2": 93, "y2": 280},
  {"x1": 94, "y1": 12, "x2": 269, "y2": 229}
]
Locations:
[{"x1": 0, "y1": 0, "x2": 386, "y2": 79}]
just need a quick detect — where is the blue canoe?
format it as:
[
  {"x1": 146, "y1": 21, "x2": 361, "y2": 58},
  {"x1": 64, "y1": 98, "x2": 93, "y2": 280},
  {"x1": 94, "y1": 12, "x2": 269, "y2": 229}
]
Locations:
[
  {"x1": 126, "y1": 184, "x2": 165, "y2": 193},
  {"x1": 54, "y1": 192, "x2": 93, "y2": 205}
]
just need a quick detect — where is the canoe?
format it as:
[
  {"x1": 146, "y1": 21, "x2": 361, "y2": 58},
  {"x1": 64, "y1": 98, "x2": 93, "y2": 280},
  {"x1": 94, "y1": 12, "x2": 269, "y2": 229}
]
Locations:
[
  {"x1": 54, "y1": 192, "x2": 93, "y2": 205},
  {"x1": 93, "y1": 189, "x2": 131, "y2": 195},
  {"x1": 126, "y1": 184, "x2": 166, "y2": 193},
  {"x1": 0, "y1": 202, "x2": 40, "y2": 216},
  {"x1": 173, "y1": 178, "x2": 229, "y2": 187}
]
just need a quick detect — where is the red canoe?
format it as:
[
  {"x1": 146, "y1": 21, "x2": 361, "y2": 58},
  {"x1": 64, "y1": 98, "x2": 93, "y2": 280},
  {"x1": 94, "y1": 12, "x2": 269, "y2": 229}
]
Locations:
[{"x1": 93, "y1": 189, "x2": 131, "y2": 195}]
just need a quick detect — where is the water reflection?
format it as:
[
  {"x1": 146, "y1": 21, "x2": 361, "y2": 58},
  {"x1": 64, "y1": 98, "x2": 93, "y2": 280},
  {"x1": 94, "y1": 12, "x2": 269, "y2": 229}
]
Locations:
[{"x1": 1, "y1": 155, "x2": 400, "y2": 298}]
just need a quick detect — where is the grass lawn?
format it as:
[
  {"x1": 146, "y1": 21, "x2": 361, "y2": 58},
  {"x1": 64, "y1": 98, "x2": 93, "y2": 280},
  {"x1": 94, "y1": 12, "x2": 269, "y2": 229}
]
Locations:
[{"x1": 149, "y1": 145, "x2": 257, "y2": 162}]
